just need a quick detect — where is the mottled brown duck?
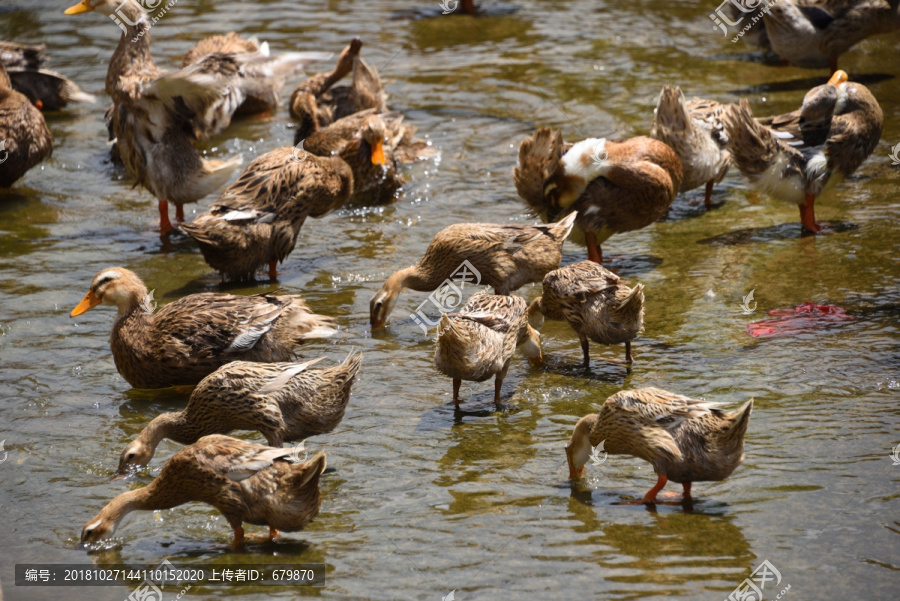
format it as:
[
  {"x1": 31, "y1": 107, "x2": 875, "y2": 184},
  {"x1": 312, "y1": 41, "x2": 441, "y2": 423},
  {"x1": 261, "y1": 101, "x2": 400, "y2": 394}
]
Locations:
[
  {"x1": 369, "y1": 212, "x2": 576, "y2": 329},
  {"x1": 434, "y1": 292, "x2": 542, "y2": 406},
  {"x1": 528, "y1": 260, "x2": 644, "y2": 365},
  {"x1": 0, "y1": 63, "x2": 53, "y2": 188},
  {"x1": 722, "y1": 70, "x2": 883, "y2": 233},
  {"x1": 514, "y1": 128, "x2": 683, "y2": 264},
  {"x1": 0, "y1": 40, "x2": 95, "y2": 111},
  {"x1": 69, "y1": 267, "x2": 336, "y2": 389},
  {"x1": 117, "y1": 352, "x2": 362, "y2": 474},
  {"x1": 290, "y1": 38, "x2": 386, "y2": 143},
  {"x1": 81, "y1": 435, "x2": 326, "y2": 547},
  {"x1": 650, "y1": 86, "x2": 731, "y2": 206},
  {"x1": 180, "y1": 146, "x2": 353, "y2": 282},
  {"x1": 566, "y1": 388, "x2": 752, "y2": 503},
  {"x1": 64, "y1": 0, "x2": 326, "y2": 235}
]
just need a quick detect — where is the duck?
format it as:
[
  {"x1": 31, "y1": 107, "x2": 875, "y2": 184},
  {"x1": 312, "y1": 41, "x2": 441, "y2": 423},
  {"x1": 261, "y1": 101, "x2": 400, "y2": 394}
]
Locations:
[
  {"x1": 180, "y1": 146, "x2": 353, "y2": 282},
  {"x1": 650, "y1": 86, "x2": 731, "y2": 207},
  {"x1": 290, "y1": 38, "x2": 386, "y2": 143},
  {"x1": 759, "y1": 0, "x2": 900, "y2": 71},
  {"x1": 64, "y1": 0, "x2": 326, "y2": 235},
  {"x1": 0, "y1": 40, "x2": 96, "y2": 111},
  {"x1": 369, "y1": 212, "x2": 576, "y2": 329},
  {"x1": 722, "y1": 70, "x2": 883, "y2": 233},
  {"x1": 117, "y1": 352, "x2": 361, "y2": 474},
  {"x1": 0, "y1": 63, "x2": 53, "y2": 188},
  {"x1": 566, "y1": 388, "x2": 752, "y2": 503},
  {"x1": 68, "y1": 267, "x2": 336, "y2": 389},
  {"x1": 435, "y1": 292, "x2": 542, "y2": 406},
  {"x1": 514, "y1": 128, "x2": 682, "y2": 264},
  {"x1": 81, "y1": 435, "x2": 326, "y2": 547},
  {"x1": 302, "y1": 109, "x2": 409, "y2": 205},
  {"x1": 527, "y1": 260, "x2": 644, "y2": 366}
]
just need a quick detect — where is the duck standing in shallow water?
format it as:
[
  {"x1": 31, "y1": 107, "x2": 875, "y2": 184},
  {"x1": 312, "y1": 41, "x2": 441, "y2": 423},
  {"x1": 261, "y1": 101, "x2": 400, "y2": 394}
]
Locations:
[
  {"x1": 81, "y1": 435, "x2": 326, "y2": 547},
  {"x1": 514, "y1": 128, "x2": 682, "y2": 263},
  {"x1": 528, "y1": 260, "x2": 644, "y2": 366},
  {"x1": 566, "y1": 388, "x2": 752, "y2": 503},
  {"x1": 723, "y1": 70, "x2": 883, "y2": 233},
  {"x1": 69, "y1": 267, "x2": 336, "y2": 388},
  {"x1": 434, "y1": 292, "x2": 542, "y2": 407},
  {"x1": 117, "y1": 352, "x2": 362, "y2": 474}
]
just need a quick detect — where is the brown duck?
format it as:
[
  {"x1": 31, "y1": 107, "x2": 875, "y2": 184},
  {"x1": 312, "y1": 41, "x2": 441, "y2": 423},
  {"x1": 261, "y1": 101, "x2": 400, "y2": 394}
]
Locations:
[
  {"x1": 290, "y1": 38, "x2": 386, "y2": 143},
  {"x1": 0, "y1": 40, "x2": 95, "y2": 111},
  {"x1": 435, "y1": 292, "x2": 542, "y2": 406},
  {"x1": 528, "y1": 260, "x2": 644, "y2": 365},
  {"x1": 0, "y1": 63, "x2": 53, "y2": 188},
  {"x1": 722, "y1": 70, "x2": 883, "y2": 233},
  {"x1": 181, "y1": 146, "x2": 353, "y2": 282},
  {"x1": 567, "y1": 388, "x2": 752, "y2": 503},
  {"x1": 117, "y1": 352, "x2": 361, "y2": 474},
  {"x1": 81, "y1": 435, "x2": 326, "y2": 547},
  {"x1": 69, "y1": 267, "x2": 336, "y2": 389},
  {"x1": 514, "y1": 129, "x2": 682, "y2": 263},
  {"x1": 370, "y1": 212, "x2": 576, "y2": 329}
]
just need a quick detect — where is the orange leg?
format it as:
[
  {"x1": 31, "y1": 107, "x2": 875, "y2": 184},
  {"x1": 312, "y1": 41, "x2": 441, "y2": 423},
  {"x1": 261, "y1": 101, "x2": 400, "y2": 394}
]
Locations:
[
  {"x1": 158, "y1": 200, "x2": 173, "y2": 236},
  {"x1": 799, "y1": 194, "x2": 821, "y2": 233},
  {"x1": 585, "y1": 231, "x2": 603, "y2": 264},
  {"x1": 452, "y1": 378, "x2": 461, "y2": 405},
  {"x1": 232, "y1": 527, "x2": 245, "y2": 548},
  {"x1": 641, "y1": 474, "x2": 668, "y2": 504},
  {"x1": 704, "y1": 181, "x2": 714, "y2": 207},
  {"x1": 683, "y1": 482, "x2": 692, "y2": 498},
  {"x1": 175, "y1": 203, "x2": 185, "y2": 222},
  {"x1": 268, "y1": 261, "x2": 278, "y2": 280}
]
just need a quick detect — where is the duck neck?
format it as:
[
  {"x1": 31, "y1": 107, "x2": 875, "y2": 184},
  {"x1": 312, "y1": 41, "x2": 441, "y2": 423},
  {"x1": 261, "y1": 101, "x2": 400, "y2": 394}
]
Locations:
[
  {"x1": 387, "y1": 266, "x2": 435, "y2": 293},
  {"x1": 139, "y1": 412, "x2": 202, "y2": 448},
  {"x1": 99, "y1": 487, "x2": 152, "y2": 532},
  {"x1": 106, "y1": 8, "x2": 156, "y2": 95}
]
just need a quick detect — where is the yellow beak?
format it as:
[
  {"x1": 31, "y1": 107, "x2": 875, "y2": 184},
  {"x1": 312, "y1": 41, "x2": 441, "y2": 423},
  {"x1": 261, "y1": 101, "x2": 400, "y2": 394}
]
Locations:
[
  {"x1": 64, "y1": 0, "x2": 93, "y2": 14},
  {"x1": 827, "y1": 69, "x2": 848, "y2": 86},
  {"x1": 370, "y1": 138, "x2": 385, "y2": 165},
  {"x1": 70, "y1": 290, "x2": 101, "y2": 317}
]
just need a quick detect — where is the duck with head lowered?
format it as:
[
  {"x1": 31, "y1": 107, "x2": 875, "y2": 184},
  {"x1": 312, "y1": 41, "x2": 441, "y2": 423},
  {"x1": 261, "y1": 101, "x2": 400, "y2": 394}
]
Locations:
[
  {"x1": 514, "y1": 128, "x2": 682, "y2": 264},
  {"x1": 722, "y1": 70, "x2": 883, "y2": 234}
]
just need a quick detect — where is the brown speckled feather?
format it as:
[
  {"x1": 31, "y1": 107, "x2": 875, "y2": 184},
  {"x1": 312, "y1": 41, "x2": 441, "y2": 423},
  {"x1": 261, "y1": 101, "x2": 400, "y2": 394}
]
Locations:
[
  {"x1": 181, "y1": 147, "x2": 353, "y2": 282},
  {"x1": 81, "y1": 435, "x2": 326, "y2": 544},
  {"x1": 0, "y1": 64, "x2": 52, "y2": 188}
]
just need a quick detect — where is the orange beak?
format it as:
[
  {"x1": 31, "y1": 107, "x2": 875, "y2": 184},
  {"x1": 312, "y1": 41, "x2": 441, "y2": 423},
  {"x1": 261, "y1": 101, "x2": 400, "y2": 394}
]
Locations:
[
  {"x1": 370, "y1": 138, "x2": 385, "y2": 165},
  {"x1": 529, "y1": 354, "x2": 543, "y2": 366},
  {"x1": 70, "y1": 290, "x2": 101, "y2": 317},
  {"x1": 64, "y1": 0, "x2": 93, "y2": 13},
  {"x1": 827, "y1": 69, "x2": 848, "y2": 86}
]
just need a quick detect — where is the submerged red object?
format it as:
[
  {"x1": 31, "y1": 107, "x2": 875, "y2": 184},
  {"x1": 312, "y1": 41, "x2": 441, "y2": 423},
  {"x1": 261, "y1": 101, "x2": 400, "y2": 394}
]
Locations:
[{"x1": 747, "y1": 302, "x2": 855, "y2": 338}]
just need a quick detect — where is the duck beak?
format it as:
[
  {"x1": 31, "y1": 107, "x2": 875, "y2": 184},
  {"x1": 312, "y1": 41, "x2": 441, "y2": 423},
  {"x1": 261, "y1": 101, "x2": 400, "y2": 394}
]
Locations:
[
  {"x1": 566, "y1": 445, "x2": 583, "y2": 480},
  {"x1": 529, "y1": 354, "x2": 543, "y2": 366},
  {"x1": 827, "y1": 69, "x2": 848, "y2": 86},
  {"x1": 370, "y1": 138, "x2": 385, "y2": 165},
  {"x1": 70, "y1": 291, "x2": 101, "y2": 317},
  {"x1": 64, "y1": 0, "x2": 93, "y2": 14}
]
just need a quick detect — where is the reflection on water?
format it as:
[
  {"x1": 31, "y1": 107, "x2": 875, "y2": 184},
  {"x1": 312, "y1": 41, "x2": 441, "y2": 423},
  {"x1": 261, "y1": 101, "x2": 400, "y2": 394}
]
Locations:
[{"x1": 1, "y1": 0, "x2": 899, "y2": 600}]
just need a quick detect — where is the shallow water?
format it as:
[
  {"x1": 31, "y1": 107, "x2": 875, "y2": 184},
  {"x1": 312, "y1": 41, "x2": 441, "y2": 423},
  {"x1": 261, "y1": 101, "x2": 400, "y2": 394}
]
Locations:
[{"x1": 1, "y1": 1, "x2": 899, "y2": 600}]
